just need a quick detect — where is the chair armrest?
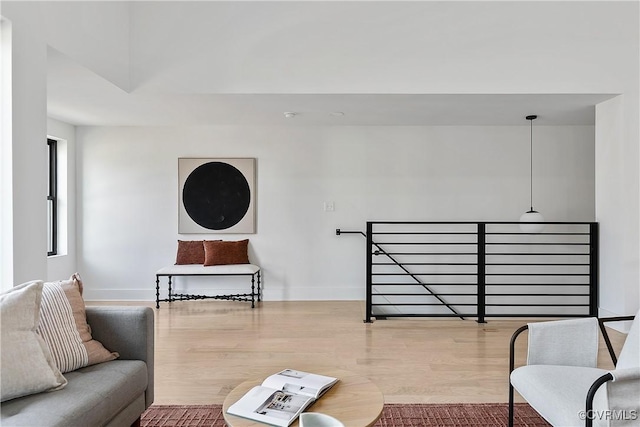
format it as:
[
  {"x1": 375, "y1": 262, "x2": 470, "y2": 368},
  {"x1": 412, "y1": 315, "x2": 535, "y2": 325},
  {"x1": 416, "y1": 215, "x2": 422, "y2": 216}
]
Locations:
[
  {"x1": 585, "y1": 368, "x2": 640, "y2": 427},
  {"x1": 610, "y1": 367, "x2": 640, "y2": 382},
  {"x1": 86, "y1": 306, "x2": 155, "y2": 408},
  {"x1": 599, "y1": 315, "x2": 636, "y2": 324},
  {"x1": 509, "y1": 325, "x2": 529, "y2": 374}
]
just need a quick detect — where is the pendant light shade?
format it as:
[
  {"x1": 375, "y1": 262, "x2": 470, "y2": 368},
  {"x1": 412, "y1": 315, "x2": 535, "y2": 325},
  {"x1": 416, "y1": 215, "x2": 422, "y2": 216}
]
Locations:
[
  {"x1": 520, "y1": 210, "x2": 545, "y2": 233},
  {"x1": 520, "y1": 115, "x2": 544, "y2": 233}
]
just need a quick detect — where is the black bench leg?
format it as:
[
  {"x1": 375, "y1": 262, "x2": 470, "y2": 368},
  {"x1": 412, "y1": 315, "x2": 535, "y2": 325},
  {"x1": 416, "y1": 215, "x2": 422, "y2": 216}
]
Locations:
[
  {"x1": 251, "y1": 274, "x2": 256, "y2": 308},
  {"x1": 168, "y1": 276, "x2": 172, "y2": 303},
  {"x1": 155, "y1": 276, "x2": 160, "y2": 309},
  {"x1": 258, "y1": 271, "x2": 262, "y2": 301}
]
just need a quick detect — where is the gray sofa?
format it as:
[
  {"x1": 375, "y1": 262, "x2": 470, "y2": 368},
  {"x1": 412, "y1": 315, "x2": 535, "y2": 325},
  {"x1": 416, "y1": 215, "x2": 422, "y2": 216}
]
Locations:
[{"x1": 1, "y1": 306, "x2": 154, "y2": 427}]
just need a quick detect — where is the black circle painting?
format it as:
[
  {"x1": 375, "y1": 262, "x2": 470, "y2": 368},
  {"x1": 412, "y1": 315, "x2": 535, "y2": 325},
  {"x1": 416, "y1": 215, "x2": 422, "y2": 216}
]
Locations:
[{"x1": 179, "y1": 158, "x2": 255, "y2": 233}]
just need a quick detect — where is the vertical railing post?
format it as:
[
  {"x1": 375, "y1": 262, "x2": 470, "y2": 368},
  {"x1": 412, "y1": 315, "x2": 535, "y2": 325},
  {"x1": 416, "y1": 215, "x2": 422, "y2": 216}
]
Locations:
[
  {"x1": 365, "y1": 221, "x2": 374, "y2": 323},
  {"x1": 589, "y1": 222, "x2": 599, "y2": 317},
  {"x1": 477, "y1": 223, "x2": 486, "y2": 323}
]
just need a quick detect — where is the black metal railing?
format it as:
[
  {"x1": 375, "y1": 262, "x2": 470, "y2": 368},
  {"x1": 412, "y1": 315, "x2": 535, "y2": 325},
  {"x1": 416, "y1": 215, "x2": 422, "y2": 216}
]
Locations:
[{"x1": 338, "y1": 221, "x2": 598, "y2": 323}]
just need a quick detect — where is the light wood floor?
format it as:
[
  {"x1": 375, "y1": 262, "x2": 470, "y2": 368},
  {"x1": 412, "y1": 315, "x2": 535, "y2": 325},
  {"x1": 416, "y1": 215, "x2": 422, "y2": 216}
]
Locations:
[{"x1": 89, "y1": 300, "x2": 626, "y2": 405}]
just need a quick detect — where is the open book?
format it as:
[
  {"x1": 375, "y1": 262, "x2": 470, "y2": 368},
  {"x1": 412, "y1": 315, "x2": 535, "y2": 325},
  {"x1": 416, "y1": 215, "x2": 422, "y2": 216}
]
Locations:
[{"x1": 226, "y1": 369, "x2": 339, "y2": 426}]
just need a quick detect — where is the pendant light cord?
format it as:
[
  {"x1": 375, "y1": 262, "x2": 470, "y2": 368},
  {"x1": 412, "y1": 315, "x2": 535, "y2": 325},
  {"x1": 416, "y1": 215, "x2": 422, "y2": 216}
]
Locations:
[
  {"x1": 525, "y1": 114, "x2": 537, "y2": 212},
  {"x1": 530, "y1": 118, "x2": 533, "y2": 211}
]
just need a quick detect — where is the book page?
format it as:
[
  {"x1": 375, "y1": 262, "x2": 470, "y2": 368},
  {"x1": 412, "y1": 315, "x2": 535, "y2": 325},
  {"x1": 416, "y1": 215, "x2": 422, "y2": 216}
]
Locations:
[
  {"x1": 254, "y1": 390, "x2": 310, "y2": 420},
  {"x1": 261, "y1": 369, "x2": 339, "y2": 398},
  {"x1": 227, "y1": 386, "x2": 314, "y2": 427}
]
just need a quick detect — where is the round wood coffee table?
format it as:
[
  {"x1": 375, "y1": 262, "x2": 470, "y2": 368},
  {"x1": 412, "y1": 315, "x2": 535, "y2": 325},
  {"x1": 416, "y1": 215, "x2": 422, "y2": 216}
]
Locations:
[{"x1": 222, "y1": 369, "x2": 384, "y2": 427}]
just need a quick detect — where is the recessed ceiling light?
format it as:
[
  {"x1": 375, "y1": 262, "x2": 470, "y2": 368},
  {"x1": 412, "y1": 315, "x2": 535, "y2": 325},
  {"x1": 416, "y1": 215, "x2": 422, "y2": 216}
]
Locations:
[
  {"x1": 283, "y1": 112, "x2": 297, "y2": 118},
  {"x1": 330, "y1": 112, "x2": 345, "y2": 117}
]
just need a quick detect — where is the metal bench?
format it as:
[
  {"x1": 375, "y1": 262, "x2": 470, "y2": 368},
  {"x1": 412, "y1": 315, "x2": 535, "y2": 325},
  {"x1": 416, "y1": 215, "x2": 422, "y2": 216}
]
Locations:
[{"x1": 155, "y1": 264, "x2": 261, "y2": 308}]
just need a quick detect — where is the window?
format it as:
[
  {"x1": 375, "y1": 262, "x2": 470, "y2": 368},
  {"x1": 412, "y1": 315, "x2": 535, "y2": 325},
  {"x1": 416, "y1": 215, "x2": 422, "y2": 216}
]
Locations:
[{"x1": 47, "y1": 138, "x2": 57, "y2": 256}]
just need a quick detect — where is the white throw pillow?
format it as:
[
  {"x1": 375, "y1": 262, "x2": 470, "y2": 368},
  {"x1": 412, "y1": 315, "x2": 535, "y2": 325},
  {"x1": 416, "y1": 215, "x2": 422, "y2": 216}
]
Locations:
[{"x1": 0, "y1": 281, "x2": 67, "y2": 402}]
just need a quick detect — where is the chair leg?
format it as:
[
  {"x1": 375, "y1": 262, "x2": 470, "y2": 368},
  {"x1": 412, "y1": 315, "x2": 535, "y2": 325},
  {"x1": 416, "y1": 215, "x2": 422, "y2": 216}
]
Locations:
[
  {"x1": 508, "y1": 325, "x2": 528, "y2": 427},
  {"x1": 508, "y1": 383, "x2": 515, "y2": 427}
]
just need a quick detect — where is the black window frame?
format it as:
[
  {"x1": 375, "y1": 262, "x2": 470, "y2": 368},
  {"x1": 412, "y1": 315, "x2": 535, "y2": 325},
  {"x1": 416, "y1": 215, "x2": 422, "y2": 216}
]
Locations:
[{"x1": 47, "y1": 138, "x2": 57, "y2": 256}]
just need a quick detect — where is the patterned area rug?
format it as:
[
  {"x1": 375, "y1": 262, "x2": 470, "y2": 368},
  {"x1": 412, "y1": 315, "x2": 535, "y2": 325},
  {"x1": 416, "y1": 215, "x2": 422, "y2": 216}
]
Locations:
[{"x1": 141, "y1": 403, "x2": 551, "y2": 426}]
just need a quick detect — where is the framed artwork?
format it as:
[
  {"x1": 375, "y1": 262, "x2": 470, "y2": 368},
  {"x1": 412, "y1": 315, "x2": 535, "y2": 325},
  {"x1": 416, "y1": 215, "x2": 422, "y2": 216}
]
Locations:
[{"x1": 178, "y1": 158, "x2": 255, "y2": 234}]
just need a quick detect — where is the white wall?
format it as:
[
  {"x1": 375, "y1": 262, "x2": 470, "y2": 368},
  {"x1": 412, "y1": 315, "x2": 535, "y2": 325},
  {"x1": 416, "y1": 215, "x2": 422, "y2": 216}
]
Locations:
[
  {"x1": 1, "y1": 3, "x2": 48, "y2": 287},
  {"x1": 596, "y1": 96, "x2": 640, "y2": 318},
  {"x1": 1, "y1": 16, "x2": 13, "y2": 291},
  {"x1": 76, "y1": 125, "x2": 595, "y2": 301}
]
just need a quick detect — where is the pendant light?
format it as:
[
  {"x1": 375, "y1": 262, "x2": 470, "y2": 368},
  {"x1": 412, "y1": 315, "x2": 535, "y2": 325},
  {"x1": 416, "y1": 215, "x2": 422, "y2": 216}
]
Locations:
[{"x1": 519, "y1": 115, "x2": 544, "y2": 232}]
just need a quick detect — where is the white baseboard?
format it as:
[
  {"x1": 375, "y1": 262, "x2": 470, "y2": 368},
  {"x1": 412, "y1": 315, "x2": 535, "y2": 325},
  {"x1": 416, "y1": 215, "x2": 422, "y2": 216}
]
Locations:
[{"x1": 82, "y1": 287, "x2": 365, "y2": 302}]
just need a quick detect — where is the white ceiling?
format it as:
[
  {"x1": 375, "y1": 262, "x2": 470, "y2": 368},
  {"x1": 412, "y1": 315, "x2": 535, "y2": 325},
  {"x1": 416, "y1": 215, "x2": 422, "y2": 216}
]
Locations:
[
  {"x1": 47, "y1": 48, "x2": 613, "y2": 127},
  {"x1": 45, "y1": 1, "x2": 623, "y2": 127}
]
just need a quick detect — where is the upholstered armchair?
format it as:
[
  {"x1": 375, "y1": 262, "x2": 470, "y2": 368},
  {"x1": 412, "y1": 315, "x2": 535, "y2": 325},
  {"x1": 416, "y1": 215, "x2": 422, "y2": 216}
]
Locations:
[{"x1": 508, "y1": 310, "x2": 640, "y2": 427}]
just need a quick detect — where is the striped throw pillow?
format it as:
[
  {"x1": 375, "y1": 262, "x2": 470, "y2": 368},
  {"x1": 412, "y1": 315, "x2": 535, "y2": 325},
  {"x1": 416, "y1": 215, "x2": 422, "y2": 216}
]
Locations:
[{"x1": 35, "y1": 274, "x2": 118, "y2": 373}]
